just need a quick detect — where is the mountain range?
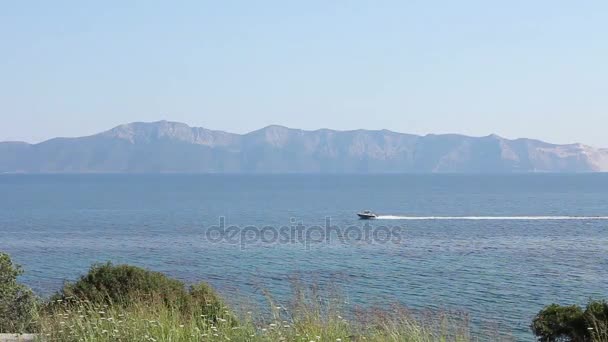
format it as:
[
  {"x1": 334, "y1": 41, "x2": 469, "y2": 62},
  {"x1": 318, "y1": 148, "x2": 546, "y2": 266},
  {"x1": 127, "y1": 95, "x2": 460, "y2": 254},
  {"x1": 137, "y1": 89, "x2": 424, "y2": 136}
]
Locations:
[{"x1": 1, "y1": 121, "x2": 607, "y2": 173}]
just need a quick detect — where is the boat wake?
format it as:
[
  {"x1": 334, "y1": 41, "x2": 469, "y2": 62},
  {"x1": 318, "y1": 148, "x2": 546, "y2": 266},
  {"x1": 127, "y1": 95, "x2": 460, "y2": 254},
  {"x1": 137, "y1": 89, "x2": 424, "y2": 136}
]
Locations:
[{"x1": 375, "y1": 215, "x2": 608, "y2": 220}]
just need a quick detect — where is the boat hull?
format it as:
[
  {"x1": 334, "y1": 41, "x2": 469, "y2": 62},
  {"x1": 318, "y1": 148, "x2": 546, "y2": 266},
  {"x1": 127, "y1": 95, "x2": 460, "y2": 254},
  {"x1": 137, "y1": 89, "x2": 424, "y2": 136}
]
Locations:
[{"x1": 357, "y1": 213, "x2": 377, "y2": 219}]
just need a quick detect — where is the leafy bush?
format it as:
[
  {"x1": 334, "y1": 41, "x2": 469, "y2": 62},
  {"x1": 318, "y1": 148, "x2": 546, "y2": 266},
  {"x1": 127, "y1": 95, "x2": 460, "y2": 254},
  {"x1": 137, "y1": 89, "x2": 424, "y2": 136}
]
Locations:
[
  {"x1": 50, "y1": 262, "x2": 231, "y2": 322},
  {"x1": 188, "y1": 282, "x2": 229, "y2": 319},
  {"x1": 0, "y1": 252, "x2": 38, "y2": 333},
  {"x1": 585, "y1": 300, "x2": 608, "y2": 324},
  {"x1": 531, "y1": 304, "x2": 585, "y2": 341},
  {"x1": 532, "y1": 300, "x2": 608, "y2": 342}
]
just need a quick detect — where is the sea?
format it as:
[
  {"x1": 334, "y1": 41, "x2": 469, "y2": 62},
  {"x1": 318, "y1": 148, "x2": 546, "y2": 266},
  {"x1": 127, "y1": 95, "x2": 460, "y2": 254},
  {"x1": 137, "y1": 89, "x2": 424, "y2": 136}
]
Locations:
[{"x1": 1, "y1": 174, "x2": 607, "y2": 340}]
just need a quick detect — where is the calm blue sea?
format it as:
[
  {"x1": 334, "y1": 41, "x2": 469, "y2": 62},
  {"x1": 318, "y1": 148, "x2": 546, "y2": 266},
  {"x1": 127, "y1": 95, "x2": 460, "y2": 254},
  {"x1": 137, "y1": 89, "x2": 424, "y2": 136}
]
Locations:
[{"x1": 1, "y1": 174, "x2": 607, "y2": 339}]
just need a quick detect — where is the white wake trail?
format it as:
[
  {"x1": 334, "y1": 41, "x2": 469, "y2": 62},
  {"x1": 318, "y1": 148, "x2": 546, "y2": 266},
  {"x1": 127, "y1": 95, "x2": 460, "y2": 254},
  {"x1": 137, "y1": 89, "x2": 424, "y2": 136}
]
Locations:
[{"x1": 375, "y1": 215, "x2": 608, "y2": 220}]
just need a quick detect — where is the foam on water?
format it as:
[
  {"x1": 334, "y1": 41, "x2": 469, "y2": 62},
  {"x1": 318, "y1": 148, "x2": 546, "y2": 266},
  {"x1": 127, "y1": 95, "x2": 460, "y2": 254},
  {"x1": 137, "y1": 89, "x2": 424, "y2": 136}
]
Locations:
[{"x1": 375, "y1": 215, "x2": 608, "y2": 220}]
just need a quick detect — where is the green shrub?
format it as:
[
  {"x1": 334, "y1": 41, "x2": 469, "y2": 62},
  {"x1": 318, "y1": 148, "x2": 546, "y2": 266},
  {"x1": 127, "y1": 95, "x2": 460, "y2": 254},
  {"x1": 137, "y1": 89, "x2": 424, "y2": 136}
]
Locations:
[
  {"x1": 0, "y1": 252, "x2": 38, "y2": 333},
  {"x1": 585, "y1": 300, "x2": 608, "y2": 324},
  {"x1": 50, "y1": 262, "x2": 231, "y2": 322},
  {"x1": 532, "y1": 300, "x2": 608, "y2": 342},
  {"x1": 188, "y1": 282, "x2": 231, "y2": 319},
  {"x1": 531, "y1": 304, "x2": 585, "y2": 341},
  {"x1": 52, "y1": 262, "x2": 187, "y2": 306}
]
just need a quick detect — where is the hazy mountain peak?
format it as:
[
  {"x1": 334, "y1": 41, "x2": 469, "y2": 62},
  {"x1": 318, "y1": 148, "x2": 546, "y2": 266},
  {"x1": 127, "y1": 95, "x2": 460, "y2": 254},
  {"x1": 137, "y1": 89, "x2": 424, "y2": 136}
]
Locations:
[
  {"x1": 102, "y1": 121, "x2": 198, "y2": 144},
  {"x1": 261, "y1": 124, "x2": 291, "y2": 130},
  {"x1": 246, "y1": 125, "x2": 297, "y2": 147}
]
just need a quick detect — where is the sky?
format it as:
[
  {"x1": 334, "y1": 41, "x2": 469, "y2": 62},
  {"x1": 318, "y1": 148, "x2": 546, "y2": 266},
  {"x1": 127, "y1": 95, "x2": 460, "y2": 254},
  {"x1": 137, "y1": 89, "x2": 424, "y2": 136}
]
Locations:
[{"x1": 0, "y1": 1, "x2": 607, "y2": 146}]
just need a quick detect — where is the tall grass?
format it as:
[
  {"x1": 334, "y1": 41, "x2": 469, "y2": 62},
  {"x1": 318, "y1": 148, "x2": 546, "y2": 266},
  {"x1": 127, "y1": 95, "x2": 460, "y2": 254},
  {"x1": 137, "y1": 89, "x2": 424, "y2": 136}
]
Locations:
[
  {"x1": 589, "y1": 315, "x2": 608, "y2": 342},
  {"x1": 39, "y1": 288, "x2": 481, "y2": 342},
  {"x1": 40, "y1": 297, "x2": 247, "y2": 342}
]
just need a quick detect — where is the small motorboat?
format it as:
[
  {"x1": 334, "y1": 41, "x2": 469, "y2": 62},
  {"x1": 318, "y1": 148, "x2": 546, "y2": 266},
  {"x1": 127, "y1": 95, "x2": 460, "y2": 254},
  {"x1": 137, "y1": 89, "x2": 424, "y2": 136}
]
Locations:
[{"x1": 357, "y1": 210, "x2": 377, "y2": 219}]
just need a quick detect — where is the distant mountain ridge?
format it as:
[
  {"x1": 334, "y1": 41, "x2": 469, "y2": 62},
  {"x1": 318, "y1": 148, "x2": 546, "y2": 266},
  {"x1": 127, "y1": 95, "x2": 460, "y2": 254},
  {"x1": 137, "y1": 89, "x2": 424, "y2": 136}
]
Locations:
[{"x1": 1, "y1": 120, "x2": 607, "y2": 173}]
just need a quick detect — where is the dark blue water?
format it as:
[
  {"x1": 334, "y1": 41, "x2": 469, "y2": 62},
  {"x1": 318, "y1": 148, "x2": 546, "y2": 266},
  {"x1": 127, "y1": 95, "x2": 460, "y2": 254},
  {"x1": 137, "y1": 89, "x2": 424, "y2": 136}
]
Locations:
[{"x1": 1, "y1": 174, "x2": 607, "y2": 339}]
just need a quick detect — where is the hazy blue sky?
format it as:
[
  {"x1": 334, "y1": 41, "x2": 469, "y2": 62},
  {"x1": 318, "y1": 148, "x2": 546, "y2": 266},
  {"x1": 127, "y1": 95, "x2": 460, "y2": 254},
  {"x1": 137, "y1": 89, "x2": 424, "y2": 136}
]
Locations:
[{"x1": 1, "y1": 1, "x2": 607, "y2": 146}]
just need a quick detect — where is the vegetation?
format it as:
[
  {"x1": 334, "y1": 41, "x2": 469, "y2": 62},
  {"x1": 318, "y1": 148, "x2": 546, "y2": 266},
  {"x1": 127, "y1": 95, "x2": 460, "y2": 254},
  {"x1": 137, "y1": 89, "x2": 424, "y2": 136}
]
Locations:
[
  {"x1": 38, "y1": 263, "x2": 476, "y2": 341},
  {"x1": 40, "y1": 286, "x2": 474, "y2": 342},
  {"x1": 47, "y1": 262, "x2": 231, "y2": 324},
  {"x1": 532, "y1": 301, "x2": 608, "y2": 342},
  {"x1": 0, "y1": 252, "x2": 38, "y2": 333}
]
